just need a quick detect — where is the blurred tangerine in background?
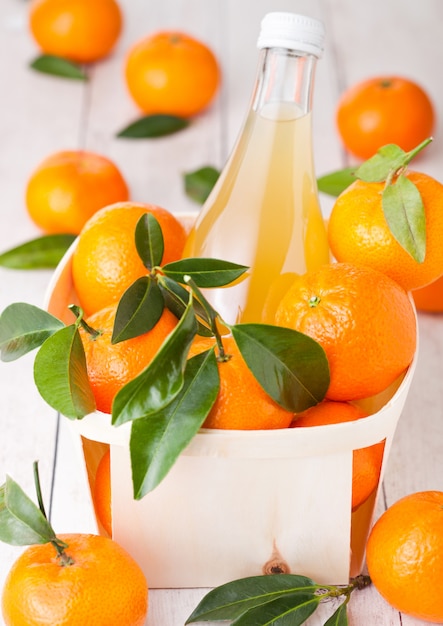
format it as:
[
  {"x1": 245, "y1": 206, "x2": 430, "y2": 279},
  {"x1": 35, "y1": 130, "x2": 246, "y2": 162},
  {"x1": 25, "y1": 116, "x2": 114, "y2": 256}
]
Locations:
[
  {"x1": 28, "y1": 0, "x2": 123, "y2": 64},
  {"x1": 336, "y1": 76, "x2": 435, "y2": 160},
  {"x1": 25, "y1": 150, "x2": 129, "y2": 235},
  {"x1": 124, "y1": 31, "x2": 221, "y2": 117}
]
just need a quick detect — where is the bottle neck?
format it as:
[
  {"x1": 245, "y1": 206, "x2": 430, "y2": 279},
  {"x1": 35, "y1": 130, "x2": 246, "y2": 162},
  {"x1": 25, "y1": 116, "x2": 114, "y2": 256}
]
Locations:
[{"x1": 251, "y1": 47, "x2": 317, "y2": 118}]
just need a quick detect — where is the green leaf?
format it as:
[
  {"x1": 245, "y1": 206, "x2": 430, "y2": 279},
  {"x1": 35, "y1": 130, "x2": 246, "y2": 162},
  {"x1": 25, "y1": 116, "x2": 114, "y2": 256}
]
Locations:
[
  {"x1": 324, "y1": 601, "x2": 348, "y2": 626},
  {"x1": 112, "y1": 299, "x2": 197, "y2": 426},
  {"x1": 29, "y1": 54, "x2": 87, "y2": 80},
  {"x1": 135, "y1": 213, "x2": 164, "y2": 269},
  {"x1": 382, "y1": 173, "x2": 426, "y2": 262},
  {"x1": 0, "y1": 475, "x2": 55, "y2": 546},
  {"x1": 34, "y1": 325, "x2": 95, "y2": 419},
  {"x1": 130, "y1": 349, "x2": 219, "y2": 498},
  {"x1": 355, "y1": 144, "x2": 407, "y2": 182},
  {"x1": 184, "y1": 166, "x2": 220, "y2": 204},
  {"x1": 162, "y1": 258, "x2": 249, "y2": 288},
  {"x1": 232, "y1": 593, "x2": 319, "y2": 625},
  {"x1": 316, "y1": 167, "x2": 356, "y2": 197},
  {"x1": 0, "y1": 234, "x2": 76, "y2": 269},
  {"x1": 231, "y1": 324, "x2": 329, "y2": 412},
  {"x1": 186, "y1": 574, "x2": 318, "y2": 623},
  {"x1": 158, "y1": 276, "x2": 213, "y2": 337},
  {"x1": 116, "y1": 114, "x2": 189, "y2": 139},
  {"x1": 0, "y1": 303, "x2": 64, "y2": 361},
  {"x1": 112, "y1": 277, "x2": 164, "y2": 343}
]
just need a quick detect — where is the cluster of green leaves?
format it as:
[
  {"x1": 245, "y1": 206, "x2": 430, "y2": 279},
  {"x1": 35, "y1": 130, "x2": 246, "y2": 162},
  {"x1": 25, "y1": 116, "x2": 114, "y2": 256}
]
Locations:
[
  {"x1": 0, "y1": 214, "x2": 329, "y2": 500},
  {"x1": 186, "y1": 572, "x2": 372, "y2": 625}
]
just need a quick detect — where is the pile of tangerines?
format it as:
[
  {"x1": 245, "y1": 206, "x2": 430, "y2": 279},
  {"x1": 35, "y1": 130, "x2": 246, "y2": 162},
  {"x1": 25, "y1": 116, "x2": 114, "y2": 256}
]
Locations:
[{"x1": 2, "y1": 1, "x2": 443, "y2": 624}]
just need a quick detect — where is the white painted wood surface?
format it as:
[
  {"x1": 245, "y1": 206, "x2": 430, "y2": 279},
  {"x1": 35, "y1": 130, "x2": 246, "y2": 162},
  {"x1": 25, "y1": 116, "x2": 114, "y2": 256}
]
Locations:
[{"x1": 1, "y1": 0, "x2": 442, "y2": 624}]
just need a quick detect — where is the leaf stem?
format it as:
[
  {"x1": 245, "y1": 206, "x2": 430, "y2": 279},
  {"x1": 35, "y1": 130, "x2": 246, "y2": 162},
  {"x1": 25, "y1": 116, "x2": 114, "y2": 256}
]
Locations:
[
  {"x1": 318, "y1": 574, "x2": 372, "y2": 600},
  {"x1": 33, "y1": 461, "x2": 47, "y2": 520},
  {"x1": 183, "y1": 275, "x2": 231, "y2": 362},
  {"x1": 68, "y1": 304, "x2": 101, "y2": 339},
  {"x1": 405, "y1": 136, "x2": 433, "y2": 164},
  {"x1": 33, "y1": 461, "x2": 74, "y2": 566}
]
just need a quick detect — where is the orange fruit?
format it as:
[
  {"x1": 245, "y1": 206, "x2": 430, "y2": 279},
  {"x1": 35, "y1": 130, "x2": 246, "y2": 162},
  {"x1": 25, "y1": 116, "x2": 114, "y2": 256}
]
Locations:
[
  {"x1": 188, "y1": 335, "x2": 293, "y2": 430},
  {"x1": 412, "y1": 274, "x2": 443, "y2": 313},
  {"x1": 72, "y1": 201, "x2": 187, "y2": 316},
  {"x1": 291, "y1": 401, "x2": 384, "y2": 511},
  {"x1": 336, "y1": 76, "x2": 435, "y2": 160},
  {"x1": 1, "y1": 533, "x2": 148, "y2": 626},
  {"x1": 80, "y1": 304, "x2": 178, "y2": 414},
  {"x1": 328, "y1": 171, "x2": 443, "y2": 291},
  {"x1": 29, "y1": 0, "x2": 123, "y2": 64},
  {"x1": 274, "y1": 262, "x2": 416, "y2": 401},
  {"x1": 94, "y1": 449, "x2": 112, "y2": 536},
  {"x1": 124, "y1": 31, "x2": 221, "y2": 117},
  {"x1": 25, "y1": 150, "x2": 129, "y2": 235},
  {"x1": 366, "y1": 491, "x2": 443, "y2": 622}
]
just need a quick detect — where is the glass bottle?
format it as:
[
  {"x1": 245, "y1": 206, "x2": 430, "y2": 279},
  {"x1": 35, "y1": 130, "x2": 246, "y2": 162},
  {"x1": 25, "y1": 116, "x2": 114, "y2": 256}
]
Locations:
[{"x1": 184, "y1": 12, "x2": 330, "y2": 324}]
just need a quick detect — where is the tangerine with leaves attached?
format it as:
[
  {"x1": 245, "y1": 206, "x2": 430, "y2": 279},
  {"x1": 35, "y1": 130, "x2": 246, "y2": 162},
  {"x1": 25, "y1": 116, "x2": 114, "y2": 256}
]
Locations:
[
  {"x1": 1, "y1": 533, "x2": 148, "y2": 626},
  {"x1": 188, "y1": 335, "x2": 294, "y2": 430},
  {"x1": 328, "y1": 171, "x2": 443, "y2": 291},
  {"x1": 72, "y1": 202, "x2": 187, "y2": 316}
]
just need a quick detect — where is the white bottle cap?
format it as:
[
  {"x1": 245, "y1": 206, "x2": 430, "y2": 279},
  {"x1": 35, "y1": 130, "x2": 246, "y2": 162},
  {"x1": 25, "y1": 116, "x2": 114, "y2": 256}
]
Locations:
[{"x1": 257, "y1": 12, "x2": 325, "y2": 58}]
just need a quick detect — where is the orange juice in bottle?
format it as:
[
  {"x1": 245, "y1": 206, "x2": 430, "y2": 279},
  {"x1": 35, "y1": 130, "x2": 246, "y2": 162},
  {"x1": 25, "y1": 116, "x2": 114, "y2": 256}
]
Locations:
[{"x1": 184, "y1": 12, "x2": 330, "y2": 324}]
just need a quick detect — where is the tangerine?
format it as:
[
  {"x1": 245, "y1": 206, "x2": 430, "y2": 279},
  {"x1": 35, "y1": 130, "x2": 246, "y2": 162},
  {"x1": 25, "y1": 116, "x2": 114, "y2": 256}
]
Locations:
[
  {"x1": 366, "y1": 491, "x2": 443, "y2": 622},
  {"x1": 188, "y1": 335, "x2": 293, "y2": 430},
  {"x1": 29, "y1": 0, "x2": 123, "y2": 64},
  {"x1": 124, "y1": 31, "x2": 221, "y2": 117},
  {"x1": 1, "y1": 533, "x2": 148, "y2": 626},
  {"x1": 291, "y1": 401, "x2": 384, "y2": 511},
  {"x1": 412, "y1": 274, "x2": 443, "y2": 313},
  {"x1": 80, "y1": 304, "x2": 178, "y2": 414},
  {"x1": 94, "y1": 449, "x2": 112, "y2": 537},
  {"x1": 25, "y1": 150, "x2": 129, "y2": 235},
  {"x1": 72, "y1": 201, "x2": 187, "y2": 316},
  {"x1": 274, "y1": 262, "x2": 416, "y2": 401},
  {"x1": 328, "y1": 171, "x2": 443, "y2": 291},
  {"x1": 336, "y1": 76, "x2": 435, "y2": 160}
]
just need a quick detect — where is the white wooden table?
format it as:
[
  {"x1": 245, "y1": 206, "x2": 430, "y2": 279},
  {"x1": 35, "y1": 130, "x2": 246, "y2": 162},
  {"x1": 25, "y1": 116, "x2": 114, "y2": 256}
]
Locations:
[{"x1": 1, "y1": 1, "x2": 443, "y2": 624}]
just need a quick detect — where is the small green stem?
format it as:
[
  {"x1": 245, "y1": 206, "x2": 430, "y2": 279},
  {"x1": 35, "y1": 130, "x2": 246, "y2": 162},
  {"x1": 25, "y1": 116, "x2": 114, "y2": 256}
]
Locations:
[
  {"x1": 385, "y1": 137, "x2": 433, "y2": 189},
  {"x1": 184, "y1": 275, "x2": 231, "y2": 362},
  {"x1": 51, "y1": 538, "x2": 74, "y2": 566},
  {"x1": 316, "y1": 575, "x2": 372, "y2": 601},
  {"x1": 33, "y1": 461, "x2": 47, "y2": 519},
  {"x1": 32, "y1": 461, "x2": 75, "y2": 567},
  {"x1": 405, "y1": 136, "x2": 433, "y2": 165},
  {"x1": 68, "y1": 304, "x2": 102, "y2": 339}
]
